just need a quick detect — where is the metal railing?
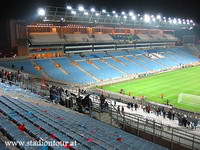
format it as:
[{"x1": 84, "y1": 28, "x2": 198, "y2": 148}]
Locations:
[{"x1": 107, "y1": 105, "x2": 200, "y2": 150}]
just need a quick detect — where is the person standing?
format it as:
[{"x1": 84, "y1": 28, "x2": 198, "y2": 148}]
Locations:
[
  {"x1": 163, "y1": 110, "x2": 166, "y2": 119},
  {"x1": 117, "y1": 105, "x2": 120, "y2": 114},
  {"x1": 121, "y1": 106, "x2": 124, "y2": 115},
  {"x1": 134, "y1": 103, "x2": 138, "y2": 111},
  {"x1": 172, "y1": 110, "x2": 175, "y2": 120}
]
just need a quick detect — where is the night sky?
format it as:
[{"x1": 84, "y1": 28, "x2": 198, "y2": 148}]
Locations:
[{"x1": 1, "y1": 0, "x2": 199, "y2": 23}]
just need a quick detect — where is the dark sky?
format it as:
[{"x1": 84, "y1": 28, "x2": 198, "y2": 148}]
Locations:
[{"x1": 1, "y1": 0, "x2": 199, "y2": 23}]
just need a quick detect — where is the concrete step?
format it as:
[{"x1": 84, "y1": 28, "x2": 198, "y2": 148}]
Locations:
[
  {"x1": 143, "y1": 55, "x2": 169, "y2": 68},
  {"x1": 125, "y1": 56, "x2": 150, "y2": 71},
  {"x1": 112, "y1": 56, "x2": 127, "y2": 66},
  {"x1": 100, "y1": 59, "x2": 126, "y2": 74},
  {"x1": 31, "y1": 60, "x2": 50, "y2": 79},
  {"x1": 87, "y1": 60, "x2": 101, "y2": 70},
  {"x1": 50, "y1": 60, "x2": 69, "y2": 75},
  {"x1": 71, "y1": 61, "x2": 100, "y2": 82}
]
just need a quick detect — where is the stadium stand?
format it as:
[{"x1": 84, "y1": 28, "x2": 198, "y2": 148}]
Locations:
[
  {"x1": 30, "y1": 32, "x2": 65, "y2": 45},
  {"x1": 0, "y1": 47, "x2": 198, "y2": 84},
  {"x1": 28, "y1": 32, "x2": 177, "y2": 45},
  {"x1": 0, "y1": 93, "x2": 168, "y2": 150}
]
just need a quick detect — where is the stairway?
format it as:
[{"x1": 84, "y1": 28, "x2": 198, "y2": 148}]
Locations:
[
  {"x1": 143, "y1": 55, "x2": 169, "y2": 68},
  {"x1": 124, "y1": 56, "x2": 150, "y2": 71},
  {"x1": 87, "y1": 60, "x2": 101, "y2": 70},
  {"x1": 50, "y1": 59, "x2": 69, "y2": 75},
  {"x1": 71, "y1": 61, "x2": 101, "y2": 82},
  {"x1": 100, "y1": 59, "x2": 126, "y2": 74},
  {"x1": 31, "y1": 60, "x2": 50, "y2": 79},
  {"x1": 112, "y1": 56, "x2": 127, "y2": 66},
  {"x1": 132, "y1": 55, "x2": 146, "y2": 63}
]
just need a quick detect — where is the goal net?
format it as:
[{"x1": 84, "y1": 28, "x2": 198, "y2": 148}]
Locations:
[{"x1": 178, "y1": 93, "x2": 200, "y2": 106}]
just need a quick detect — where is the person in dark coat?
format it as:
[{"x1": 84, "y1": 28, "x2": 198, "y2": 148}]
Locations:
[{"x1": 134, "y1": 103, "x2": 138, "y2": 111}]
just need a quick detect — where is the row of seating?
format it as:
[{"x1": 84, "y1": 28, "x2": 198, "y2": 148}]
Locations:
[
  {"x1": 29, "y1": 33, "x2": 177, "y2": 45},
  {"x1": 0, "y1": 47, "x2": 198, "y2": 84},
  {"x1": 0, "y1": 95, "x2": 168, "y2": 150}
]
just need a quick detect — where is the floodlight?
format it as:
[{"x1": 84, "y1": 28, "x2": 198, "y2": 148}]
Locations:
[
  {"x1": 129, "y1": 12, "x2": 134, "y2": 16},
  {"x1": 102, "y1": 9, "x2": 106, "y2": 13},
  {"x1": 123, "y1": 15, "x2": 127, "y2": 19},
  {"x1": 173, "y1": 18, "x2": 177, "y2": 24},
  {"x1": 178, "y1": 19, "x2": 182, "y2": 24},
  {"x1": 95, "y1": 13, "x2": 99, "y2": 16},
  {"x1": 156, "y1": 15, "x2": 161, "y2": 20},
  {"x1": 66, "y1": 6, "x2": 72, "y2": 10},
  {"x1": 121, "y1": 11, "x2": 125, "y2": 15},
  {"x1": 107, "y1": 14, "x2": 110, "y2": 17},
  {"x1": 132, "y1": 15, "x2": 136, "y2": 20},
  {"x1": 71, "y1": 10, "x2": 76, "y2": 15},
  {"x1": 91, "y1": 8, "x2": 95, "y2": 12},
  {"x1": 144, "y1": 14, "x2": 151, "y2": 23},
  {"x1": 183, "y1": 21, "x2": 186, "y2": 25},
  {"x1": 151, "y1": 15, "x2": 154, "y2": 18},
  {"x1": 37, "y1": 8, "x2": 45, "y2": 16},
  {"x1": 190, "y1": 20, "x2": 193, "y2": 23},
  {"x1": 78, "y1": 5, "x2": 84, "y2": 11},
  {"x1": 152, "y1": 18, "x2": 156, "y2": 22},
  {"x1": 163, "y1": 19, "x2": 167, "y2": 23},
  {"x1": 115, "y1": 14, "x2": 118, "y2": 18},
  {"x1": 112, "y1": 11, "x2": 116, "y2": 14},
  {"x1": 168, "y1": 20, "x2": 172, "y2": 24},
  {"x1": 61, "y1": 18, "x2": 64, "y2": 21},
  {"x1": 193, "y1": 23, "x2": 195, "y2": 26},
  {"x1": 84, "y1": 12, "x2": 89, "y2": 16}
]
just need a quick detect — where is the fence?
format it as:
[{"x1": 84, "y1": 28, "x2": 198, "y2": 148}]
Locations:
[{"x1": 90, "y1": 101, "x2": 200, "y2": 150}]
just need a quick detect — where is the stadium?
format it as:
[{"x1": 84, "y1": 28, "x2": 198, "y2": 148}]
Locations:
[{"x1": 0, "y1": 1, "x2": 200, "y2": 150}]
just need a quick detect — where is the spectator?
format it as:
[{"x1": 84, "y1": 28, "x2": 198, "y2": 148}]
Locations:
[
  {"x1": 121, "y1": 106, "x2": 124, "y2": 115},
  {"x1": 163, "y1": 110, "x2": 166, "y2": 118},
  {"x1": 182, "y1": 115, "x2": 187, "y2": 127},
  {"x1": 134, "y1": 103, "x2": 138, "y2": 111},
  {"x1": 117, "y1": 105, "x2": 120, "y2": 113},
  {"x1": 168, "y1": 110, "x2": 172, "y2": 120},
  {"x1": 172, "y1": 110, "x2": 175, "y2": 120},
  {"x1": 193, "y1": 116, "x2": 199, "y2": 130}
]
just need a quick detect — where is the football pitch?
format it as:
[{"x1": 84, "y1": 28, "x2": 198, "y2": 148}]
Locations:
[{"x1": 101, "y1": 66, "x2": 200, "y2": 113}]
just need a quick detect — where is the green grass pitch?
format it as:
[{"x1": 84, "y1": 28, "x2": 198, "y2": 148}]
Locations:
[{"x1": 100, "y1": 66, "x2": 200, "y2": 113}]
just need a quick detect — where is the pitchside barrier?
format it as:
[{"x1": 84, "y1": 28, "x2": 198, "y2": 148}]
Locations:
[
  {"x1": 89, "y1": 100, "x2": 200, "y2": 150},
  {"x1": 92, "y1": 88, "x2": 200, "y2": 119}
]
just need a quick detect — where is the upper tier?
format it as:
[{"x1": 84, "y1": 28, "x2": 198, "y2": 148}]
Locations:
[{"x1": 29, "y1": 32, "x2": 178, "y2": 45}]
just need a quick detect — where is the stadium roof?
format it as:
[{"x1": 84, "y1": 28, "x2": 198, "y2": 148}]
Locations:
[{"x1": 35, "y1": 5, "x2": 195, "y2": 30}]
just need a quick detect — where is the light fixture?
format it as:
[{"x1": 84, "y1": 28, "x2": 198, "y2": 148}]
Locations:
[
  {"x1": 102, "y1": 9, "x2": 106, "y2": 13},
  {"x1": 129, "y1": 12, "x2": 134, "y2": 16},
  {"x1": 37, "y1": 8, "x2": 45, "y2": 16},
  {"x1": 144, "y1": 14, "x2": 151, "y2": 23},
  {"x1": 91, "y1": 8, "x2": 95, "y2": 12},
  {"x1": 78, "y1": 5, "x2": 84, "y2": 11},
  {"x1": 84, "y1": 12, "x2": 89, "y2": 16},
  {"x1": 66, "y1": 6, "x2": 72, "y2": 10},
  {"x1": 112, "y1": 11, "x2": 116, "y2": 14},
  {"x1": 71, "y1": 10, "x2": 76, "y2": 15}
]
